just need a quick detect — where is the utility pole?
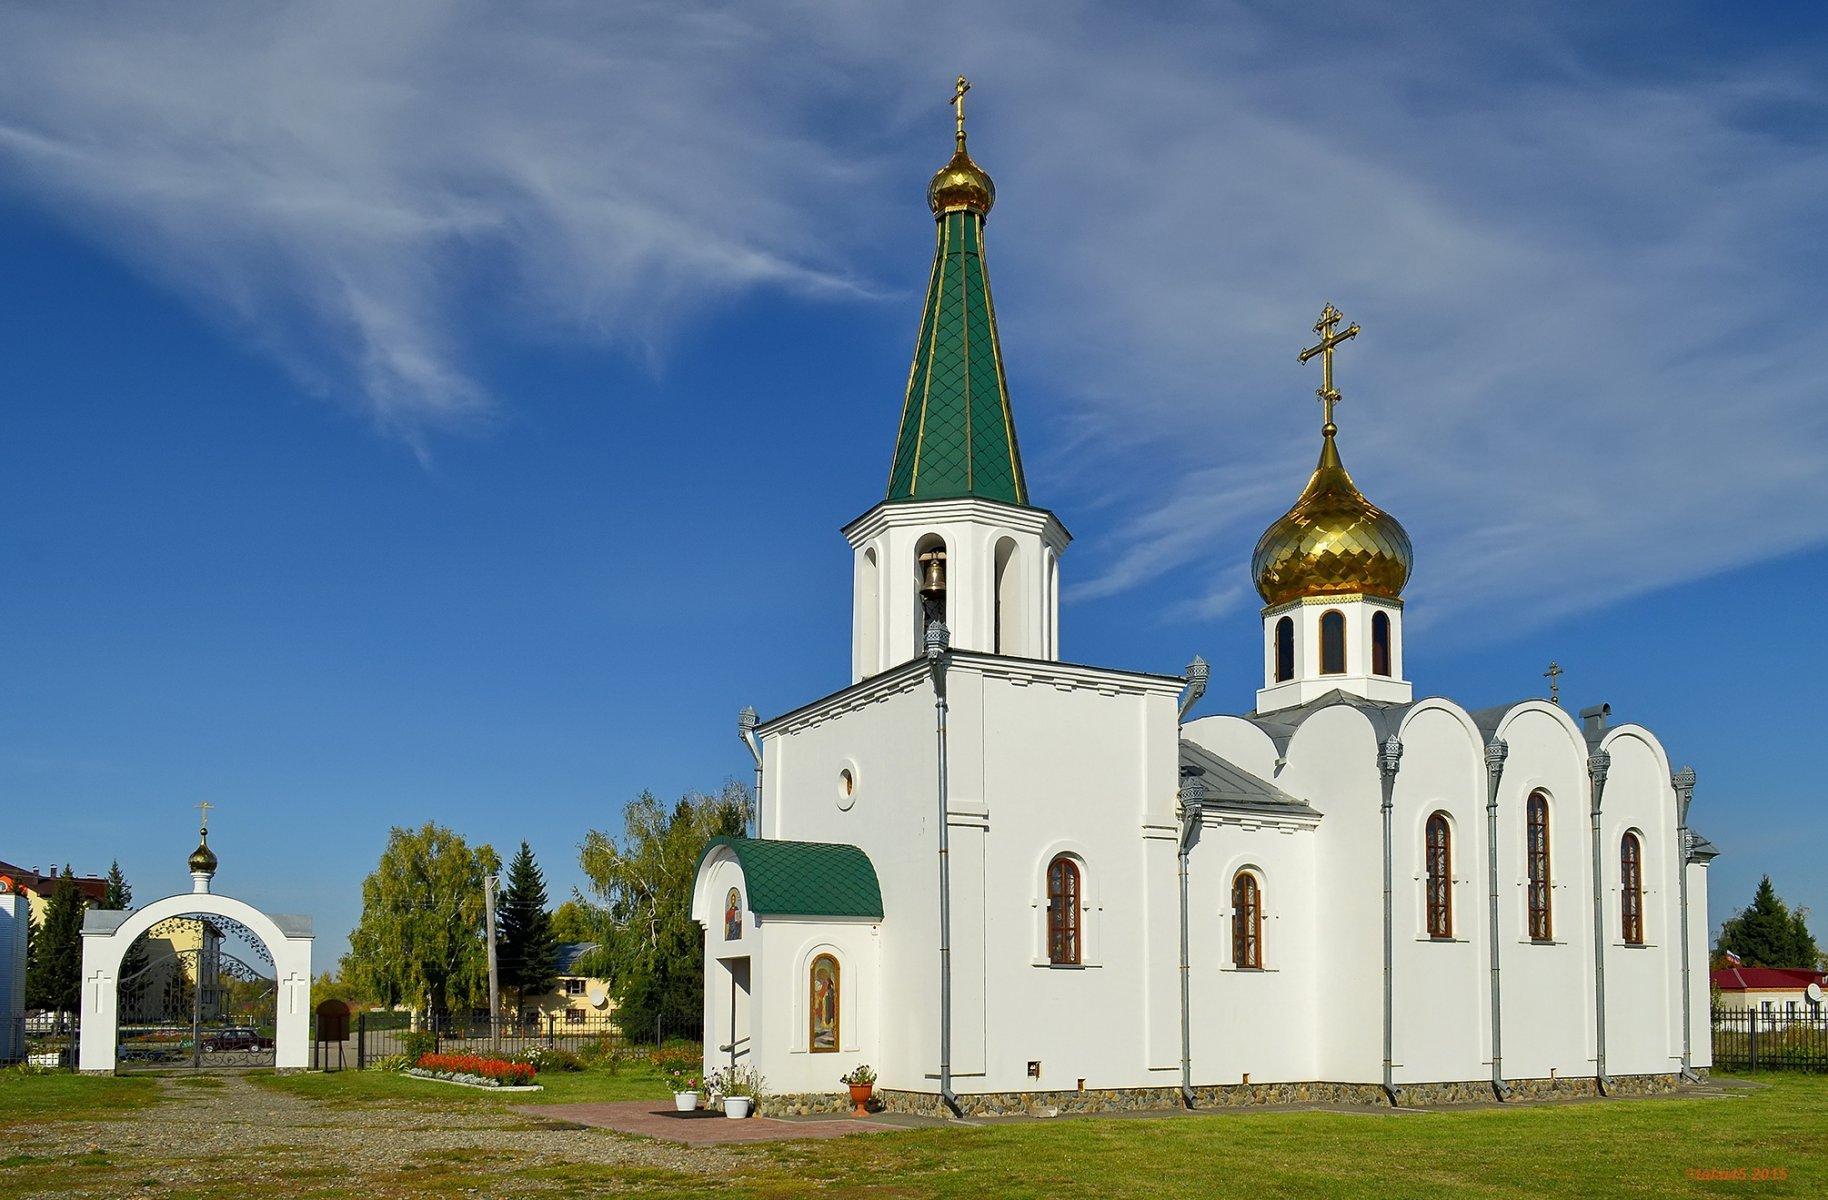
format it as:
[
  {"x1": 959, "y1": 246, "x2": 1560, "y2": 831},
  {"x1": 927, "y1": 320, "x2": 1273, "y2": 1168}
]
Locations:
[{"x1": 484, "y1": 873, "x2": 501, "y2": 1047}]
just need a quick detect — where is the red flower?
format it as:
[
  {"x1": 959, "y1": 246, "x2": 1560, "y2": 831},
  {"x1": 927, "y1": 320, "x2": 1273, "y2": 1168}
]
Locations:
[{"x1": 415, "y1": 1052, "x2": 537, "y2": 1085}]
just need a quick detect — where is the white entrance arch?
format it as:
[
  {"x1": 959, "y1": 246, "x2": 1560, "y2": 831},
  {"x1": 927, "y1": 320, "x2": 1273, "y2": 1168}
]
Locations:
[{"x1": 79, "y1": 892, "x2": 313, "y2": 1072}]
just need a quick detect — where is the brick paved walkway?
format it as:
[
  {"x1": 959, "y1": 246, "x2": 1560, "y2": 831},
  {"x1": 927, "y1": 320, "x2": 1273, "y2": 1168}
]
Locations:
[{"x1": 527, "y1": 1100, "x2": 904, "y2": 1145}]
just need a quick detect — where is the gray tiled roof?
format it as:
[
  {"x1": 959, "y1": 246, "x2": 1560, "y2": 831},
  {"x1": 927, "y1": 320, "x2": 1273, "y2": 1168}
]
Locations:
[
  {"x1": 1246, "y1": 688, "x2": 1413, "y2": 754},
  {"x1": 1179, "y1": 740, "x2": 1314, "y2": 817}
]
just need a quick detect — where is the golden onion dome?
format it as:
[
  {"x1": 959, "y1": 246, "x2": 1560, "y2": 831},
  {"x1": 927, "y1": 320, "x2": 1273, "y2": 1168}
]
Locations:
[
  {"x1": 928, "y1": 76, "x2": 994, "y2": 217},
  {"x1": 1251, "y1": 430, "x2": 1413, "y2": 606},
  {"x1": 188, "y1": 829, "x2": 218, "y2": 875},
  {"x1": 928, "y1": 146, "x2": 995, "y2": 216}
]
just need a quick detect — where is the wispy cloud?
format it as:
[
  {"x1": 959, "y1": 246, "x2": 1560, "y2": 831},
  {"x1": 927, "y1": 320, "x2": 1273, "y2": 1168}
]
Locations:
[{"x1": 1, "y1": 3, "x2": 1824, "y2": 629}]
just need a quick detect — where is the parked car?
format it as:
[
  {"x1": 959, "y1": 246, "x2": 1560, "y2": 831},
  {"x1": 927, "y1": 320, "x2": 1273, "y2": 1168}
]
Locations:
[{"x1": 200, "y1": 1027, "x2": 274, "y2": 1053}]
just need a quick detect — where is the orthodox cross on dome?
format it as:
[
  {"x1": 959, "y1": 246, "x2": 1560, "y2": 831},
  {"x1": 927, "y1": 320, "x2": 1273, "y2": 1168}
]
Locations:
[
  {"x1": 195, "y1": 799, "x2": 214, "y2": 833},
  {"x1": 1543, "y1": 660, "x2": 1563, "y2": 706},
  {"x1": 952, "y1": 75, "x2": 971, "y2": 151},
  {"x1": 1297, "y1": 303, "x2": 1360, "y2": 435}
]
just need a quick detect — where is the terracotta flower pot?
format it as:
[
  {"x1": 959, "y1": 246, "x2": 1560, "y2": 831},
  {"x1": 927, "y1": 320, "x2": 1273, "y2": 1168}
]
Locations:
[{"x1": 849, "y1": 1082, "x2": 874, "y2": 1117}]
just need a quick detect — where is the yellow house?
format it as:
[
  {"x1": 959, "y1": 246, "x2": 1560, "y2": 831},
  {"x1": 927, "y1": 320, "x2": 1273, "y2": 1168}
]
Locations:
[{"x1": 517, "y1": 943, "x2": 615, "y2": 1029}]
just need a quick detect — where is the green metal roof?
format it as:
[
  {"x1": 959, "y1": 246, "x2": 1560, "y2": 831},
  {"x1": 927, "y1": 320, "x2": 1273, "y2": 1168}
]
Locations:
[
  {"x1": 699, "y1": 837, "x2": 884, "y2": 920},
  {"x1": 885, "y1": 208, "x2": 1029, "y2": 505}
]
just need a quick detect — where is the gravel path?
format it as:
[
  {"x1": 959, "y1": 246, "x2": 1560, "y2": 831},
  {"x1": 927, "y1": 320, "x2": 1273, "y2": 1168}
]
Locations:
[{"x1": 11, "y1": 1074, "x2": 744, "y2": 1198}]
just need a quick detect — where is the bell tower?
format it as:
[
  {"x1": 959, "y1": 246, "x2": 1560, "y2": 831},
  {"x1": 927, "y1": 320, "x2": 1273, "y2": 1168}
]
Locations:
[
  {"x1": 845, "y1": 78, "x2": 1068, "y2": 681},
  {"x1": 1252, "y1": 305, "x2": 1413, "y2": 711}
]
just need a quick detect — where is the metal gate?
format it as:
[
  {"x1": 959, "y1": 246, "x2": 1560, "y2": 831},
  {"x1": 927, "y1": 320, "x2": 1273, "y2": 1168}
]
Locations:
[{"x1": 115, "y1": 915, "x2": 278, "y2": 1070}]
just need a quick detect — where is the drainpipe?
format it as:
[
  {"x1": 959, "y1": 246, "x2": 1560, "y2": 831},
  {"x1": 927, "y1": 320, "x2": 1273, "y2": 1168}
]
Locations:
[
  {"x1": 1673, "y1": 766, "x2": 1701, "y2": 1083},
  {"x1": 1378, "y1": 735, "x2": 1404, "y2": 1106},
  {"x1": 1175, "y1": 657, "x2": 1210, "y2": 1109},
  {"x1": 738, "y1": 707, "x2": 762, "y2": 839},
  {"x1": 1587, "y1": 748, "x2": 1613, "y2": 1095},
  {"x1": 1483, "y1": 739, "x2": 1512, "y2": 1100},
  {"x1": 927, "y1": 621, "x2": 961, "y2": 1118}
]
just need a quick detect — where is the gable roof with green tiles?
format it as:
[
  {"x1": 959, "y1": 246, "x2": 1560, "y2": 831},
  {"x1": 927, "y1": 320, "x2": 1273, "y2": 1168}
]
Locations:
[
  {"x1": 699, "y1": 836, "x2": 885, "y2": 920},
  {"x1": 885, "y1": 208, "x2": 1029, "y2": 506}
]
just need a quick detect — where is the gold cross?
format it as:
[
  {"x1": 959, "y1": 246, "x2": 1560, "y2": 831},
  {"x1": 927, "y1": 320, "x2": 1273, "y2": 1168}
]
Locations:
[
  {"x1": 196, "y1": 799, "x2": 214, "y2": 832},
  {"x1": 952, "y1": 76, "x2": 971, "y2": 151},
  {"x1": 1297, "y1": 303, "x2": 1360, "y2": 432},
  {"x1": 1543, "y1": 661, "x2": 1563, "y2": 706}
]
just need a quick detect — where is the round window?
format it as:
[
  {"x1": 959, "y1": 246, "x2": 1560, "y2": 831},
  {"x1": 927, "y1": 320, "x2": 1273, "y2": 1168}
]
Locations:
[{"x1": 837, "y1": 767, "x2": 856, "y2": 811}]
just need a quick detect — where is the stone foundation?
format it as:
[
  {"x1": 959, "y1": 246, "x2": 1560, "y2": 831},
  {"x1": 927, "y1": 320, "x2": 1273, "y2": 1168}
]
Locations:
[{"x1": 759, "y1": 1072, "x2": 1692, "y2": 1118}]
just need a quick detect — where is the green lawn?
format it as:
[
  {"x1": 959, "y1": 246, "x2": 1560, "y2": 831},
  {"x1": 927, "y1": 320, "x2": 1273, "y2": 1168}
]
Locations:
[
  {"x1": 0, "y1": 1069, "x2": 160, "y2": 1128},
  {"x1": 4, "y1": 1067, "x2": 1823, "y2": 1197}
]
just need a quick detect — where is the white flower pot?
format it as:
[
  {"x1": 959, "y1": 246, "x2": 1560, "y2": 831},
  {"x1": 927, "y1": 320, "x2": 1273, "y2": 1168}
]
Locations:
[
  {"x1": 724, "y1": 1096, "x2": 753, "y2": 1119},
  {"x1": 674, "y1": 1091, "x2": 699, "y2": 1112}
]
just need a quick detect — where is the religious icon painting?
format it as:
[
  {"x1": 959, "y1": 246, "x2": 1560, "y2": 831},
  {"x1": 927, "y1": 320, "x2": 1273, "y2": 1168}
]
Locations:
[
  {"x1": 809, "y1": 953, "x2": 840, "y2": 1052},
  {"x1": 724, "y1": 888, "x2": 742, "y2": 941}
]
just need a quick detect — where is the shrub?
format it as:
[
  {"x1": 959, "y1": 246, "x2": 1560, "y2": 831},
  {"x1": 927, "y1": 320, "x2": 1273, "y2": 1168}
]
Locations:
[
  {"x1": 651, "y1": 1046, "x2": 699, "y2": 1076},
  {"x1": 373, "y1": 1054, "x2": 412, "y2": 1072},
  {"x1": 399, "y1": 1031, "x2": 437, "y2": 1062},
  {"x1": 524, "y1": 1047, "x2": 583, "y2": 1073}
]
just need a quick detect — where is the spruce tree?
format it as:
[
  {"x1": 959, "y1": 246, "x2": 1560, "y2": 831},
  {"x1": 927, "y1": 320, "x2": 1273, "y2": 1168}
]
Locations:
[
  {"x1": 26, "y1": 868, "x2": 86, "y2": 1017},
  {"x1": 496, "y1": 842, "x2": 557, "y2": 1014},
  {"x1": 103, "y1": 860, "x2": 152, "y2": 1018},
  {"x1": 1717, "y1": 875, "x2": 1821, "y2": 967}
]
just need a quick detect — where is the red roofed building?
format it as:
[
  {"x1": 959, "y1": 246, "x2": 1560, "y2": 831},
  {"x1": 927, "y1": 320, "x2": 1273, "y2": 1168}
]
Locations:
[
  {"x1": 1712, "y1": 965, "x2": 1826, "y2": 1026},
  {"x1": 0, "y1": 860, "x2": 110, "y2": 925}
]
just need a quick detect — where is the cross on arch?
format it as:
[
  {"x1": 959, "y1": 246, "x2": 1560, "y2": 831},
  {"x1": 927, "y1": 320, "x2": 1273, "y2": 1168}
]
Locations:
[{"x1": 195, "y1": 799, "x2": 214, "y2": 831}]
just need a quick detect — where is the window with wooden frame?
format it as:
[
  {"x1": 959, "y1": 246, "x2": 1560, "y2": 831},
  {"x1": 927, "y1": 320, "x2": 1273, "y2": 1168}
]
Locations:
[
  {"x1": 1425, "y1": 812, "x2": 1453, "y2": 938},
  {"x1": 1527, "y1": 791, "x2": 1552, "y2": 940},
  {"x1": 1274, "y1": 616, "x2": 1295, "y2": 682},
  {"x1": 1319, "y1": 610, "x2": 1347, "y2": 675},
  {"x1": 1620, "y1": 831, "x2": 1644, "y2": 945},
  {"x1": 1231, "y1": 872, "x2": 1263, "y2": 968},
  {"x1": 1371, "y1": 611, "x2": 1392, "y2": 676},
  {"x1": 1046, "y1": 856, "x2": 1082, "y2": 965}
]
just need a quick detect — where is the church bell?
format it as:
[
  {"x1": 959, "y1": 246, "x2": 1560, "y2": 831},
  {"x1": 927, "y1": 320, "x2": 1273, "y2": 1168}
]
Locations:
[{"x1": 918, "y1": 547, "x2": 948, "y2": 626}]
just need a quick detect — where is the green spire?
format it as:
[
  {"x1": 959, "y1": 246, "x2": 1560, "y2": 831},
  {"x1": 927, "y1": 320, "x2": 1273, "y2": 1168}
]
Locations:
[{"x1": 885, "y1": 96, "x2": 1028, "y2": 507}]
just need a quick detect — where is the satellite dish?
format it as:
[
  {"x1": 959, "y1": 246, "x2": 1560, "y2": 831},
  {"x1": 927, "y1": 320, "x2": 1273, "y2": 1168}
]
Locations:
[
  {"x1": 1808, "y1": 982, "x2": 1824, "y2": 1005},
  {"x1": 586, "y1": 982, "x2": 609, "y2": 1009}
]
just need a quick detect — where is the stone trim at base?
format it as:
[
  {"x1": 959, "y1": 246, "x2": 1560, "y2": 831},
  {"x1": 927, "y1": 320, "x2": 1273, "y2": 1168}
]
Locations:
[{"x1": 758, "y1": 1072, "x2": 1691, "y2": 1118}]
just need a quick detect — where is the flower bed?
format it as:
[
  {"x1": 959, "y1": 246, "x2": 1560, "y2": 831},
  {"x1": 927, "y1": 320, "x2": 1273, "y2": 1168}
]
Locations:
[{"x1": 409, "y1": 1052, "x2": 538, "y2": 1088}]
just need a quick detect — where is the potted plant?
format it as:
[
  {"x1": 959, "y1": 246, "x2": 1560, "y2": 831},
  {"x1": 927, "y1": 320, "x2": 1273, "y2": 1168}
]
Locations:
[
  {"x1": 668, "y1": 1065, "x2": 700, "y2": 1112},
  {"x1": 720, "y1": 1065, "x2": 764, "y2": 1119},
  {"x1": 840, "y1": 1063, "x2": 878, "y2": 1116}
]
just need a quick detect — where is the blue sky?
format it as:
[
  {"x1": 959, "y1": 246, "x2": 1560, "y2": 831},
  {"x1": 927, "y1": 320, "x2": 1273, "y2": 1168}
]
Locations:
[{"x1": 2, "y1": 3, "x2": 1825, "y2": 964}]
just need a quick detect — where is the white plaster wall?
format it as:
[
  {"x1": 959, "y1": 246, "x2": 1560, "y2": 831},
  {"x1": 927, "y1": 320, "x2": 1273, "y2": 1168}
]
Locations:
[
  {"x1": 1491, "y1": 703, "x2": 1595, "y2": 1081},
  {"x1": 1688, "y1": 861, "x2": 1713, "y2": 1068},
  {"x1": 1597, "y1": 727, "x2": 1680, "y2": 1077},
  {"x1": 1256, "y1": 596, "x2": 1410, "y2": 712},
  {"x1": 1280, "y1": 705, "x2": 1387, "y2": 1083},
  {"x1": 1186, "y1": 819, "x2": 1318, "y2": 1084},
  {"x1": 1390, "y1": 701, "x2": 1490, "y2": 1084}
]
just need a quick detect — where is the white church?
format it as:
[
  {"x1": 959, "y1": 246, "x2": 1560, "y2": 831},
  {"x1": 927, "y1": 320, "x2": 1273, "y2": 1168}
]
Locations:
[{"x1": 691, "y1": 81, "x2": 1718, "y2": 1114}]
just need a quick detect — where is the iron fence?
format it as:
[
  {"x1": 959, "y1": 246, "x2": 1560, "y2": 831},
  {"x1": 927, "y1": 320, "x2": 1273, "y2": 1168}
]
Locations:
[
  {"x1": 343, "y1": 1011, "x2": 700, "y2": 1070},
  {"x1": 1712, "y1": 1007, "x2": 1828, "y2": 1072}
]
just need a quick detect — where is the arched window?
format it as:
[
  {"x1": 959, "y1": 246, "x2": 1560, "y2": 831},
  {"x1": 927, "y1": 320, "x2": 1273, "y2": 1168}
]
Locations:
[
  {"x1": 808, "y1": 954, "x2": 840, "y2": 1052},
  {"x1": 993, "y1": 537, "x2": 1021, "y2": 655},
  {"x1": 1371, "y1": 611, "x2": 1392, "y2": 677},
  {"x1": 1231, "y1": 872, "x2": 1262, "y2": 968},
  {"x1": 1274, "y1": 616, "x2": 1295, "y2": 683},
  {"x1": 915, "y1": 534, "x2": 947, "y2": 638},
  {"x1": 1425, "y1": 813, "x2": 1453, "y2": 938},
  {"x1": 1527, "y1": 791, "x2": 1552, "y2": 940},
  {"x1": 1046, "y1": 856, "x2": 1082, "y2": 965},
  {"x1": 1319, "y1": 610, "x2": 1346, "y2": 675},
  {"x1": 859, "y1": 547, "x2": 880, "y2": 676},
  {"x1": 1620, "y1": 832, "x2": 1644, "y2": 946}
]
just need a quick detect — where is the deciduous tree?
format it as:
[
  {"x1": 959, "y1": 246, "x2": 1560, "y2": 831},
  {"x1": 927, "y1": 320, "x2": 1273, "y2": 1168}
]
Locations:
[
  {"x1": 345, "y1": 823, "x2": 499, "y2": 1022},
  {"x1": 576, "y1": 781, "x2": 750, "y2": 1040}
]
